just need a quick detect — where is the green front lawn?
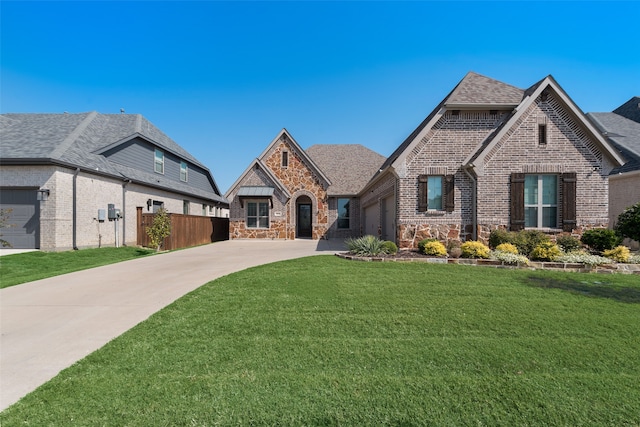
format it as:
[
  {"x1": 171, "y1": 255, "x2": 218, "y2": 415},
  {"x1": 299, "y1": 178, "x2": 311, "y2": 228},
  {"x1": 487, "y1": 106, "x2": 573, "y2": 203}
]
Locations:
[
  {"x1": 2, "y1": 256, "x2": 639, "y2": 425},
  {"x1": 0, "y1": 247, "x2": 155, "y2": 288}
]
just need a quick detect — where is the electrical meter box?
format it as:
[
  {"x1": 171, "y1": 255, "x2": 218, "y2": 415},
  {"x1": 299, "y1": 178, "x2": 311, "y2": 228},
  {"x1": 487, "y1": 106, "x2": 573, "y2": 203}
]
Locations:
[{"x1": 108, "y1": 204, "x2": 116, "y2": 221}]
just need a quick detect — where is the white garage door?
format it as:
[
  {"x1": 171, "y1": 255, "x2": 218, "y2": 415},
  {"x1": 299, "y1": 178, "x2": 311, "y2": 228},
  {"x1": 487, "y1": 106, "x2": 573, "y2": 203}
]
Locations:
[{"x1": 0, "y1": 189, "x2": 39, "y2": 249}]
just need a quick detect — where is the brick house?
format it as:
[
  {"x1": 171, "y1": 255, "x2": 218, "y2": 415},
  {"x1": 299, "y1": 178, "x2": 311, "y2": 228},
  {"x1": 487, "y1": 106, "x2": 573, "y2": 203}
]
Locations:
[
  {"x1": 360, "y1": 72, "x2": 626, "y2": 249},
  {"x1": 225, "y1": 129, "x2": 385, "y2": 240},
  {"x1": 0, "y1": 112, "x2": 228, "y2": 250},
  {"x1": 587, "y1": 97, "x2": 640, "y2": 248}
]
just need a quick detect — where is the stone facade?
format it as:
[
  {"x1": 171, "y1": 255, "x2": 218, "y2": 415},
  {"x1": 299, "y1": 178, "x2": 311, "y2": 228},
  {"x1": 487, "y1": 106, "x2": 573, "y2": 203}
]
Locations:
[{"x1": 228, "y1": 135, "x2": 330, "y2": 240}]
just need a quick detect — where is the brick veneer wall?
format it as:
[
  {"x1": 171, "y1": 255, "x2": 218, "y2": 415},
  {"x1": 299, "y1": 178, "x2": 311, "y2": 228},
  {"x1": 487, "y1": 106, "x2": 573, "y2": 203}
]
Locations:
[
  {"x1": 373, "y1": 93, "x2": 614, "y2": 250},
  {"x1": 229, "y1": 139, "x2": 329, "y2": 240},
  {"x1": 1, "y1": 165, "x2": 218, "y2": 250}
]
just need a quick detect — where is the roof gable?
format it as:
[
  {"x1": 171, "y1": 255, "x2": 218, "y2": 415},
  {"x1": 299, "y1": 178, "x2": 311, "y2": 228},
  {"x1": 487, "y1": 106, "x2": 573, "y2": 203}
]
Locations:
[
  {"x1": 225, "y1": 158, "x2": 291, "y2": 199},
  {"x1": 588, "y1": 112, "x2": 640, "y2": 174},
  {"x1": 464, "y1": 76, "x2": 625, "y2": 171}
]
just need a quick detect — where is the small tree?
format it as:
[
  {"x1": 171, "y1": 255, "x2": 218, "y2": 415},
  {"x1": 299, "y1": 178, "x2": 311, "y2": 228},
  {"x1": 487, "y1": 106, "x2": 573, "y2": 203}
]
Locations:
[
  {"x1": 0, "y1": 208, "x2": 14, "y2": 248},
  {"x1": 146, "y1": 208, "x2": 171, "y2": 252},
  {"x1": 614, "y1": 202, "x2": 640, "y2": 243}
]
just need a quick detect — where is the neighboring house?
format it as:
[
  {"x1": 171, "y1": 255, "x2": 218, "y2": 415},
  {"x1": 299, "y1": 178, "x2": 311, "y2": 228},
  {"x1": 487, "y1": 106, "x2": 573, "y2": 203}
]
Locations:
[
  {"x1": 360, "y1": 72, "x2": 626, "y2": 249},
  {"x1": 225, "y1": 129, "x2": 385, "y2": 240},
  {"x1": 587, "y1": 97, "x2": 640, "y2": 248},
  {"x1": 0, "y1": 112, "x2": 228, "y2": 250}
]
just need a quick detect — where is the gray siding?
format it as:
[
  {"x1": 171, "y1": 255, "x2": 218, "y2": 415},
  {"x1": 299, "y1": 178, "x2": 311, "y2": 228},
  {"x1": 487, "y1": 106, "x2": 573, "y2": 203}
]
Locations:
[{"x1": 103, "y1": 137, "x2": 217, "y2": 194}]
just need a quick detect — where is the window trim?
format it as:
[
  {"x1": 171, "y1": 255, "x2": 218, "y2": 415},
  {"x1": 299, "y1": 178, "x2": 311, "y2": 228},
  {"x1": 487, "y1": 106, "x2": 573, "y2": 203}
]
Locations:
[
  {"x1": 180, "y1": 161, "x2": 188, "y2": 182},
  {"x1": 337, "y1": 198, "x2": 350, "y2": 229},
  {"x1": 246, "y1": 200, "x2": 270, "y2": 229},
  {"x1": 523, "y1": 174, "x2": 558, "y2": 229},
  {"x1": 154, "y1": 149, "x2": 164, "y2": 174},
  {"x1": 418, "y1": 174, "x2": 454, "y2": 213}
]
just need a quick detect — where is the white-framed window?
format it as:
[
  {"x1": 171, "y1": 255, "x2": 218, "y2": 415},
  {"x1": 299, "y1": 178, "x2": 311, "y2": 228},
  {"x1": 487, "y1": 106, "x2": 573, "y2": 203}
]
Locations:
[
  {"x1": 247, "y1": 201, "x2": 269, "y2": 228},
  {"x1": 525, "y1": 175, "x2": 558, "y2": 228},
  {"x1": 180, "y1": 161, "x2": 188, "y2": 182},
  {"x1": 154, "y1": 149, "x2": 164, "y2": 174},
  {"x1": 427, "y1": 176, "x2": 443, "y2": 211},
  {"x1": 337, "y1": 198, "x2": 350, "y2": 229}
]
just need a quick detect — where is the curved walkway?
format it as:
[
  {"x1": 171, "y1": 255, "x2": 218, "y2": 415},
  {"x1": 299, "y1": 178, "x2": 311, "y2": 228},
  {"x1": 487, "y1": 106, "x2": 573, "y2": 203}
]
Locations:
[{"x1": 0, "y1": 239, "x2": 345, "y2": 411}]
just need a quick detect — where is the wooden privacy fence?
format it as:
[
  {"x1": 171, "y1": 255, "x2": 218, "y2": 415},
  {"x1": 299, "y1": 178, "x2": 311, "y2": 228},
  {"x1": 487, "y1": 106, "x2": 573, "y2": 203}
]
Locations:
[{"x1": 137, "y1": 207, "x2": 229, "y2": 251}]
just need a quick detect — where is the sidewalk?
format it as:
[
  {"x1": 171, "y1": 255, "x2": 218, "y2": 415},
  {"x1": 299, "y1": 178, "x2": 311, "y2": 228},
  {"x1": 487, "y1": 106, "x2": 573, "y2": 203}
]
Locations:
[{"x1": 0, "y1": 239, "x2": 345, "y2": 411}]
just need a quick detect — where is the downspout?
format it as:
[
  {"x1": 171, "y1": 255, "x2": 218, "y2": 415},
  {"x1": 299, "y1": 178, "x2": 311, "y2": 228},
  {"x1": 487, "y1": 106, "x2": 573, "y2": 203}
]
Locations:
[
  {"x1": 122, "y1": 178, "x2": 131, "y2": 246},
  {"x1": 463, "y1": 165, "x2": 477, "y2": 241},
  {"x1": 73, "y1": 168, "x2": 80, "y2": 250}
]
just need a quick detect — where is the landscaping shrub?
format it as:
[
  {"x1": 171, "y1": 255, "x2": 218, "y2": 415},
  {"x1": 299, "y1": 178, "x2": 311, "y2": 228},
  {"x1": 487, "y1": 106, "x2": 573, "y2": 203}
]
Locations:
[
  {"x1": 530, "y1": 241, "x2": 562, "y2": 262},
  {"x1": 581, "y1": 228, "x2": 622, "y2": 253},
  {"x1": 495, "y1": 243, "x2": 518, "y2": 254},
  {"x1": 460, "y1": 241, "x2": 490, "y2": 259},
  {"x1": 514, "y1": 230, "x2": 551, "y2": 257},
  {"x1": 422, "y1": 241, "x2": 447, "y2": 257},
  {"x1": 418, "y1": 238, "x2": 438, "y2": 254},
  {"x1": 380, "y1": 240, "x2": 398, "y2": 255},
  {"x1": 345, "y1": 235, "x2": 387, "y2": 256},
  {"x1": 614, "y1": 202, "x2": 640, "y2": 242},
  {"x1": 558, "y1": 251, "x2": 612, "y2": 266},
  {"x1": 488, "y1": 228, "x2": 515, "y2": 249},
  {"x1": 603, "y1": 246, "x2": 630, "y2": 263},
  {"x1": 630, "y1": 254, "x2": 640, "y2": 264},
  {"x1": 556, "y1": 235, "x2": 581, "y2": 252},
  {"x1": 146, "y1": 208, "x2": 171, "y2": 252},
  {"x1": 491, "y1": 251, "x2": 529, "y2": 266}
]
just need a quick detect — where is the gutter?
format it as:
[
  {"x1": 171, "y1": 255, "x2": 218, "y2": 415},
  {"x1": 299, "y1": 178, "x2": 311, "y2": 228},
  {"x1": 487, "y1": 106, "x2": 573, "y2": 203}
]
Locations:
[
  {"x1": 73, "y1": 168, "x2": 80, "y2": 250},
  {"x1": 122, "y1": 178, "x2": 132, "y2": 246},
  {"x1": 463, "y1": 165, "x2": 477, "y2": 241}
]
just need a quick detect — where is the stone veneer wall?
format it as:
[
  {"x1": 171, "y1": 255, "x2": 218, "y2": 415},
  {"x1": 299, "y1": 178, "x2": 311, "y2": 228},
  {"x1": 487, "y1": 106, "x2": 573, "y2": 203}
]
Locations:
[{"x1": 229, "y1": 139, "x2": 329, "y2": 240}]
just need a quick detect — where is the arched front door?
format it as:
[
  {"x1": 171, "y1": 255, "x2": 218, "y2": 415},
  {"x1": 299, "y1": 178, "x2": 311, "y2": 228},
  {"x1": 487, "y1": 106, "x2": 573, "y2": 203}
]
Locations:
[{"x1": 296, "y1": 195, "x2": 312, "y2": 238}]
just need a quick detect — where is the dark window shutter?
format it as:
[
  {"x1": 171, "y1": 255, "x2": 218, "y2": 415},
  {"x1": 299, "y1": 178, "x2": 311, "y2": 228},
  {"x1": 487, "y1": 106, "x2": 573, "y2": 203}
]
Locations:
[
  {"x1": 418, "y1": 175, "x2": 428, "y2": 212},
  {"x1": 444, "y1": 174, "x2": 455, "y2": 212},
  {"x1": 562, "y1": 172, "x2": 577, "y2": 232},
  {"x1": 510, "y1": 173, "x2": 525, "y2": 231}
]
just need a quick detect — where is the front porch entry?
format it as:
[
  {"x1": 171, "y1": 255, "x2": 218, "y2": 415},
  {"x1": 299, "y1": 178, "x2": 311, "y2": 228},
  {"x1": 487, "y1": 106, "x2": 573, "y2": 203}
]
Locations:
[{"x1": 296, "y1": 195, "x2": 312, "y2": 238}]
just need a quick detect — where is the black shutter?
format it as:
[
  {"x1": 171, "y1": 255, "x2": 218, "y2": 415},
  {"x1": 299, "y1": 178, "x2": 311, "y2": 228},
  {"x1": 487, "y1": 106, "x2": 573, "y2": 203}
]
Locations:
[
  {"x1": 418, "y1": 175, "x2": 428, "y2": 212},
  {"x1": 562, "y1": 172, "x2": 577, "y2": 232},
  {"x1": 510, "y1": 173, "x2": 525, "y2": 231},
  {"x1": 444, "y1": 174, "x2": 455, "y2": 212}
]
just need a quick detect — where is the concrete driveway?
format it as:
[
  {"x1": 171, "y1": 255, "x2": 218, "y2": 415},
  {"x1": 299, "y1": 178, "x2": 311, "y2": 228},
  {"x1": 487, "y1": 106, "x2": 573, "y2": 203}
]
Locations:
[{"x1": 0, "y1": 239, "x2": 345, "y2": 411}]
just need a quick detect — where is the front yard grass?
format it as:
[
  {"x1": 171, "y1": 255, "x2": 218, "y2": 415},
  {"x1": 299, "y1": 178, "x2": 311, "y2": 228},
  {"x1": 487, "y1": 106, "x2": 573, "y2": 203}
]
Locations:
[
  {"x1": 0, "y1": 246, "x2": 155, "y2": 288},
  {"x1": 2, "y1": 256, "x2": 639, "y2": 425}
]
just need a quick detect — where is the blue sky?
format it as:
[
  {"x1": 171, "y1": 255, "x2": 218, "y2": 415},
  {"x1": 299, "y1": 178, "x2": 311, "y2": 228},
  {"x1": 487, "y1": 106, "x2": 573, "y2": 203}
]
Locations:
[{"x1": 2, "y1": 1, "x2": 639, "y2": 194}]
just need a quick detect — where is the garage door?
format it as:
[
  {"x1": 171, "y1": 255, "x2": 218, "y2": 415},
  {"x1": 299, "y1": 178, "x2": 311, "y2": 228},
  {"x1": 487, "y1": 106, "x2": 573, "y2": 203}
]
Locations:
[
  {"x1": 0, "y1": 189, "x2": 39, "y2": 249},
  {"x1": 363, "y1": 203, "x2": 379, "y2": 237}
]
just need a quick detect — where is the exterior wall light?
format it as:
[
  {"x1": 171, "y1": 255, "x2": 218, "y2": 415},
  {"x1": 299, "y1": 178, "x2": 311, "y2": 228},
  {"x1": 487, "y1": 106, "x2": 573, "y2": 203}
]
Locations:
[{"x1": 37, "y1": 189, "x2": 50, "y2": 201}]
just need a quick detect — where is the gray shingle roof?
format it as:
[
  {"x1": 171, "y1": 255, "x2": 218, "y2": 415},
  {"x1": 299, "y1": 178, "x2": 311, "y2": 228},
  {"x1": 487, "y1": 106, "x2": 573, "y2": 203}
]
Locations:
[
  {"x1": 0, "y1": 112, "x2": 226, "y2": 204},
  {"x1": 613, "y1": 97, "x2": 640, "y2": 124},
  {"x1": 587, "y1": 112, "x2": 640, "y2": 174},
  {"x1": 446, "y1": 71, "x2": 524, "y2": 106},
  {"x1": 305, "y1": 144, "x2": 385, "y2": 196}
]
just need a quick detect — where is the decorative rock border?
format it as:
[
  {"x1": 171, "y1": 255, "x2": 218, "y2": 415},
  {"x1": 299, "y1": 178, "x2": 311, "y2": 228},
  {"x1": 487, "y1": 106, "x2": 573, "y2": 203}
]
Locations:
[{"x1": 336, "y1": 253, "x2": 640, "y2": 275}]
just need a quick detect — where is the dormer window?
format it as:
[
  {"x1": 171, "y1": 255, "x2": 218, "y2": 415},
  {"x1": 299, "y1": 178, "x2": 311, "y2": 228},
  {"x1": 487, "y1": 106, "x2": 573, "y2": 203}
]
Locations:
[{"x1": 281, "y1": 150, "x2": 289, "y2": 168}]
